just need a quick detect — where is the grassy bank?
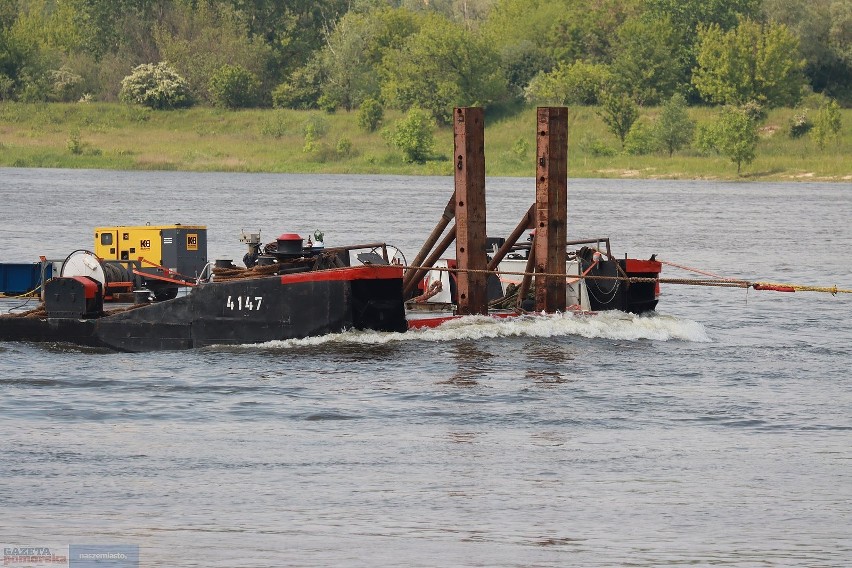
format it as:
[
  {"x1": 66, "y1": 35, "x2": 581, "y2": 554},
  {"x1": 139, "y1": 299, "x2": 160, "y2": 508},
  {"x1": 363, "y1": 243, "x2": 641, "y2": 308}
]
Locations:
[{"x1": 1, "y1": 102, "x2": 850, "y2": 181}]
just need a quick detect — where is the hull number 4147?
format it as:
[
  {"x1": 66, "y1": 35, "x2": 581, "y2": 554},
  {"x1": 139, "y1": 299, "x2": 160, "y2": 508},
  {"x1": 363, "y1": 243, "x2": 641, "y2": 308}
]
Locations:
[{"x1": 226, "y1": 296, "x2": 263, "y2": 311}]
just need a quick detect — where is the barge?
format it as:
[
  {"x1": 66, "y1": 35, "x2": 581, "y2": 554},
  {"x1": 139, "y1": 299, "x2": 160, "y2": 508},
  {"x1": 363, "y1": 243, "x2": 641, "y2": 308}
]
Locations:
[{"x1": 0, "y1": 106, "x2": 662, "y2": 352}]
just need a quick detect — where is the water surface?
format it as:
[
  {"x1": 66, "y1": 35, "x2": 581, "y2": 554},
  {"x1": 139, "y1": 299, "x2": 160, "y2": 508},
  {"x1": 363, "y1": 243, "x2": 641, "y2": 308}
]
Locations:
[{"x1": 1, "y1": 169, "x2": 850, "y2": 566}]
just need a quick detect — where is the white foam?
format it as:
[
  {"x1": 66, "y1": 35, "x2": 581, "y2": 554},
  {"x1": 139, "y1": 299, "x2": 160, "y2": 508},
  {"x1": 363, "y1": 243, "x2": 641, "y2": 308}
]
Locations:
[{"x1": 228, "y1": 311, "x2": 710, "y2": 350}]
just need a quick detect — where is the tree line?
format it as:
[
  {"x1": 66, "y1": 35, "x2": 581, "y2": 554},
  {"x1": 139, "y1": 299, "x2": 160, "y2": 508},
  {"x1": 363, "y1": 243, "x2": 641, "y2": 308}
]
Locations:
[{"x1": 0, "y1": 0, "x2": 849, "y2": 118}]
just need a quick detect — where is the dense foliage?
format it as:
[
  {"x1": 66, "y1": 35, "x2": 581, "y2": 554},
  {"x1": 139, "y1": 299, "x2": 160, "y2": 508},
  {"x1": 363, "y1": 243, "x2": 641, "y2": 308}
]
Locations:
[{"x1": 0, "y1": 0, "x2": 850, "y2": 116}]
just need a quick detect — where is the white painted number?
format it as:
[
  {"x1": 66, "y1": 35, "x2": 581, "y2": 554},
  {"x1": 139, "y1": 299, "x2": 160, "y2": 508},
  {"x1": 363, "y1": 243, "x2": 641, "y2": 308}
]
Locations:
[{"x1": 225, "y1": 296, "x2": 264, "y2": 311}]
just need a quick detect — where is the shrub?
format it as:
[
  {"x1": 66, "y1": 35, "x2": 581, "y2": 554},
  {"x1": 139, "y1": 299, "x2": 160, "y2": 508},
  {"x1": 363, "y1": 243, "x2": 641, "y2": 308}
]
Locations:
[
  {"x1": 789, "y1": 112, "x2": 812, "y2": 138},
  {"x1": 119, "y1": 62, "x2": 193, "y2": 110},
  {"x1": 597, "y1": 91, "x2": 639, "y2": 147},
  {"x1": 50, "y1": 66, "x2": 83, "y2": 102},
  {"x1": 625, "y1": 120, "x2": 659, "y2": 155},
  {"x1": 0, "y1": 73, "x2": 14, "y2": 100},
  {"x1": 260, "y1": 112, "x2": 288, "y2": 138},
  {"x1": 811, "y1": 99, "x2": 841, "y2": 149},
  {"x1": 653, "y1": 93, "x2": 695, "y2": 156},
  {"x1": 67, "y1": 129, "x2": 83, "y2": 154},
  {"x1": 357, "y1": 98, "x2": 383, "y2": 132},
  {"x1": 561, "y1": 61, "x2": 613, "y2": 105},
  {"x1": 383, "y1": 108, "x2": 435, "y2": 163},
  {"x1": 511, "y1": 137, "x2": 530, "y2": 160},
  {"x1": 271, "y1": 63, "x2": 322, "y2": 109},
  {"x1": 335, "y1": 137, "x2": 353, "y2": 157},
  {"x1": 208, "y1": 64, "x2": 259, "y2": 109},
  {"x1": 525, "y1": 61, "x2": 612, "y2": 106},
  {"x1": 302, "y1": 114, "x2": 329, "y2": 138}
]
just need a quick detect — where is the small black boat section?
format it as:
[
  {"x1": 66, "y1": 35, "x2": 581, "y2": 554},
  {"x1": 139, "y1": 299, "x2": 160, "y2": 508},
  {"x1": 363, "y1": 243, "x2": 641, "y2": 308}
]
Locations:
[{"x1": 0, "y1": 265, "x2": 406, "y2": 352}]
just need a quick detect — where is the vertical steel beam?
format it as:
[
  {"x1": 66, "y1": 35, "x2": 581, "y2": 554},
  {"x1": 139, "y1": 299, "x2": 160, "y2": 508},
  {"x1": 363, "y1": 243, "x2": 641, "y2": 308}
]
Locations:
[
  {"x1": 534, "y1": 107, "x2": 568, "y2": 312},
  {"x1": 454, "y1": 107, "x2": 488, "y2": 316}
]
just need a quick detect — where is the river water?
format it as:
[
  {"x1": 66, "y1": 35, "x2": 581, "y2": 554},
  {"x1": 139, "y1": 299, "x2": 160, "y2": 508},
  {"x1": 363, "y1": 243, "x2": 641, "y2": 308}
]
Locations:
[{"x1": 1, "y1": 169, "x2": 850, "y2": 567}]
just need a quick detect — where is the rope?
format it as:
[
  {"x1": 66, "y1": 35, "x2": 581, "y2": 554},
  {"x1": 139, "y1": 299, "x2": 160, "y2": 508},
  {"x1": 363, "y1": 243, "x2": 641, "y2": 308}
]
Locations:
[
  {"x1": 658, "y1": 259, "x2": 735, "y2": 280},
  {"x1": 1, "y1": 283, "x2": 42, "y2": 299}
]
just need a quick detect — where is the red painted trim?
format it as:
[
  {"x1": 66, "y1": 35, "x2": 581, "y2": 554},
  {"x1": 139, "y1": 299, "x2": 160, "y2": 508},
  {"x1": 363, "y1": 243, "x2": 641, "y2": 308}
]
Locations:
[
  {"x1": 280, "y1": 265, "x2": 403, "y2": 285},
  {"x1": 625, "y1": 259, "x2": 662, "y2": 274},
  {"x1": 133, "y1": 269, "x2": 195, "y2": 287},
  {"x1": 70, "y1": 276, "x2": 99, "y2": 299}
]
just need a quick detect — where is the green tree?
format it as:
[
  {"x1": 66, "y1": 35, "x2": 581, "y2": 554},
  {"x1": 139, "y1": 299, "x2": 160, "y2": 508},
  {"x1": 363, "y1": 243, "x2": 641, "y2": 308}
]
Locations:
[
  {"x1": 597, "y1": 91, "x2": 639, "y2": 147},
  {"x1": 624, "y1": 119, "x2": 659, "y2": 155},
  {"x1": 524, "y1": 60, "x2": 612, "y2": 106},
  {"x1": 499, "y1": 40, "x2": 552, "y2": 101},
  {"x1": 811, "y1": 98, "x2": 842, "y2": 149},
  {"x1": 610, "y1": 16, "x2": 683, "y2": 105},
  {"x1": 383, "y1": 107, "x2": 435, "y2": 163},
  {"x1": 357, "y1": 98, "x2": 383, "y2": 132},
  {"x1": 222, "y1": 0, "x2": 349, "y2": 84},
  {"x1": 654, "y1": 93, "x2": 695, "y2": 156},
  {"x1": 701, "y1": 106, "x2": 759, "y2": 174},
  {"x1": 316, "y1": 6, "x2": 424, "y2": 111},
  {"x1": 763, "y1": 0, "x2": 852, "y2": 102},
  {"x1": 380, "y1": 14, "x2": 506, "y2": 125},
  {"x1": 693, "y1": 19, "x2": 805, "y2": 107},
  {"x1": 208, "y1": 64, "x2": 259, "y2": 109}
]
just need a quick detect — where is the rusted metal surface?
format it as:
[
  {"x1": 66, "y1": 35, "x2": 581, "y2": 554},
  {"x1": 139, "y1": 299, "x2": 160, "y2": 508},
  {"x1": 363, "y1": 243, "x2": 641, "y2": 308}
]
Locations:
[
  {"x1": 533, "y1": 107, "x2": 568, "y2": 312},
  {"x1": 453, "y1": 107, "x2": 488, "y2": 316},
  {"x1": 402, "y1": 224, "x2": 457, "y2": 297},
  {"x1": 516, "y1": 232, "x2": 538, "y2": 311},
  {"x1": 402, "y1": 195, "x2": 456, "y2": 290}
]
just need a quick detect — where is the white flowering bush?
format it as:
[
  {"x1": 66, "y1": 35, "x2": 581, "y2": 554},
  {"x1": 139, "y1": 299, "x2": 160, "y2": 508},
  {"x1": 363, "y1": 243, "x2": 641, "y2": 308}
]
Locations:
[{"x1": 119, "y1": 62, "x2": 193, "y2": 110}]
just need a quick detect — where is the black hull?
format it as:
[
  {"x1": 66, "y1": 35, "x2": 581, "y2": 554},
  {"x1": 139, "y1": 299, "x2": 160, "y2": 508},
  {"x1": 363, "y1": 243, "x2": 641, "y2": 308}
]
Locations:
[
  {"x1": 0, "y1": 266, "x2": 406, "y2": 352},
  {"x1": 581, "y1": 258, "x2": 660, "y2": 314}
]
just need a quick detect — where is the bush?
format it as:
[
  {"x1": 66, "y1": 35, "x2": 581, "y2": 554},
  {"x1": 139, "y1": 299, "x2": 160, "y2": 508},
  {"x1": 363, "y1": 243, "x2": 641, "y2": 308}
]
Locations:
[
  {"x1": 260, "y1": 112, "x2": 288, "y2": 138},
  {"x1": 335, "y1": 137, "x2": 353, "y2": 157},
  {"x1": 653, "y1": 93, "x2": 695, "y2": 156},
  {"x1": 597, "y1": 91, "x2": 639, "y2": 147},
  {"x1": 0, "y1": 73, "x2": 14, "y2": 100},
  {"x1": 208, "y1": 64, "x2": 259, "y2": 109},
  {"x1": 67, "y1": 129, "x2": 83, "y2": 155},
  {"x1": 811, "y1": 99, "x2": 842, "y2": 149},
  {"x1": 525, "y1": 61, "x2": 612, "y2": 106},
  {"x1": 119, "y1": 62, "x2": 193, "y2": 110},
  {"x1": 382, "y1": 108, "x2": 435, "y2": 163},
  {"x1": 357, "y1": 98, "x2": 383, "y2": 132},
  {"x1": 625, "y1": 120, "x2": 659, "y2": 155},
  {"x1": 271, "y1": 63, "x2": 322, "y2": 110},
  {"x1": 563, "y1": 61, "x2": 612, "y2": 105},
  {"x1": 511, "y1": 137, "x2": 530, "y2": 160},
  {"x1": 302, "y1": 114, "x2": 329, "y2": 138},
  {"x1": 49, "y1": 66, "x2": 83, "y2": 102},
  {"x1": 789, "y1": 112, "x2": 812, "y2": 138}
]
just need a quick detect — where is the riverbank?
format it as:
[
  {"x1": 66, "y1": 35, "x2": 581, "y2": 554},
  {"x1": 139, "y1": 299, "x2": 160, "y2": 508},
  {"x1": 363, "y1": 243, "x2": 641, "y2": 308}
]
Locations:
[{"x1": 1, "y1": 102, "x2": 849, "y2": 181}]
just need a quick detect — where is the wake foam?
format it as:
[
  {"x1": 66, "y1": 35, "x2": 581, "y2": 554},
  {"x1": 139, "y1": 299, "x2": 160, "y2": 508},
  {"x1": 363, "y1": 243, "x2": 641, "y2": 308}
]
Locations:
[{"x1": 220, "y1": 311, "x2": 710, "y2": 351}]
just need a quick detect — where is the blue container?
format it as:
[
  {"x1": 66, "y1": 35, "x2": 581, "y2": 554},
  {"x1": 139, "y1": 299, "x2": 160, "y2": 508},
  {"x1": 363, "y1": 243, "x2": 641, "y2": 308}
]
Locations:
[{"x1": 0, "y1": 262, "x2": 52, "y2": 295}]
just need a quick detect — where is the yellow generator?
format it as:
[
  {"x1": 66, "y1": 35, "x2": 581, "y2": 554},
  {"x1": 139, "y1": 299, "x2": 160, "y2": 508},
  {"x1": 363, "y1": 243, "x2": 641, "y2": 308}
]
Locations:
[{"x1": 94, "y1": 224, "x2": 207, "y2": 300}]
